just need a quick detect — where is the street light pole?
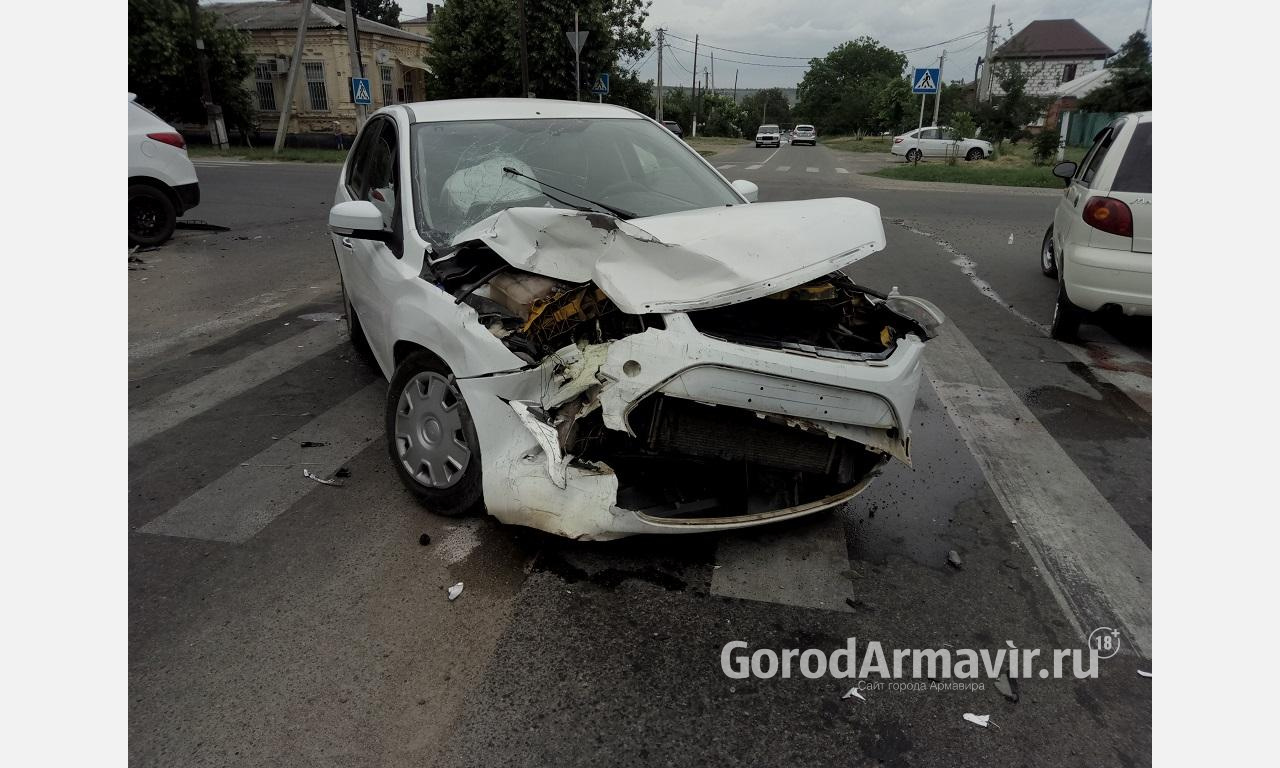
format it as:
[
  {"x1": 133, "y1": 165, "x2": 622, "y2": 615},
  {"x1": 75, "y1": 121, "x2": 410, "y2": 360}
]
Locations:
[
  {"x1": 274, "y1": 0, "x2": 312, "y2": 153},
  {"x1": 574, "y1": 10, "x2": 581, "y2": 101},
  {"x1": 344, "y1": 0, "x2": 367, "y2": 131},
  {"x1": 655, "y1": 28, "x2": 664, "y2": 120},
  {"x1": 932, "y1": 50, "x2": 945, "y2": 127},
  {"x1": 186, "y1": 0, "x2": 227, "y2": 149},
  {"x1": 517, "y1": 0, "x2": 531, "y2": 97}
]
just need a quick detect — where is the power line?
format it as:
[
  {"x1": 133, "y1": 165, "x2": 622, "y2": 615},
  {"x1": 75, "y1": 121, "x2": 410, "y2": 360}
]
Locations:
[
  {"x1": 662, "y1": 28, "x2": 986, "y2": 64},
  {"x1": 664, "y1": 44, "x2": 694, "y2": 75},
  {"x1": 666, "y1": 43, "x2": 810, "y2": 68},
  {"x1": 664, "y1": 31, "x2": 809, "y2": 60},
  {"x1": 622, "y1": 47, "x2": 657, "y2": 75}
]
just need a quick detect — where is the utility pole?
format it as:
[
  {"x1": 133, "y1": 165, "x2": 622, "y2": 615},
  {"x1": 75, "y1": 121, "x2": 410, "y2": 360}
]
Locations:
[
  {"x1": 343, "y1": 0, "x2": 367, "y2": 131},
  {"x1": 1143, "y1": 0, "x2": 1152, "y2": 37},
  {"x1": 274, "y1": 0, "x2": 312, "y2": 153},
  {"x1": 732, "y1": 69, "x2": 738, "y2": 105},
  {"x1": 655, "y1": 28, "x2": 664, "y2": 120},
  {"x1": 710, "y1": 52, "x2": 715, "y2": 92},
  {"x1": 517, "y1": 0, "x2": 531, "y2": 97},
  {"x1": 978, "y1": 4, "x2": 996, "y2": 102},
  {"x1": 932, "y1": 50, "x2": 945, "y2": 126},
  {"x1": 186, "y1": 0, "x2": 227, "y2": 149},
  {"x1": 690, "y1": 34, "x2": 699, "y2": 137},
  {"x1": 574, "y1": 10, "x2": 581, "y2": 101}
]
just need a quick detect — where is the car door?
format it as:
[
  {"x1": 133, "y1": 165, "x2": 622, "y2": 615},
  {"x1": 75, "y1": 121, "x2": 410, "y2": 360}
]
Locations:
[
  {"x1": 336, "y1": 116, "x2": 405, "y2": 363},
  {"x1": 1056, "y1": 121, "x2": 1121, "y2": 257},
  {"x1": 918, "y1": 128, "x2": 947, "y2": 157}
]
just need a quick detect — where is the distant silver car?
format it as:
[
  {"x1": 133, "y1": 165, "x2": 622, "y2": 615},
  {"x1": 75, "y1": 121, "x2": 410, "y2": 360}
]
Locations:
[
  {"x1": 755, "y1": 124, "x2": 780, "y2": 148},
  {"x1": 891, "y1": 127, "x2": 993, "y2": 162},
  {"x1": 792, "y1": 124, "x2": 817, "y2": 146}
]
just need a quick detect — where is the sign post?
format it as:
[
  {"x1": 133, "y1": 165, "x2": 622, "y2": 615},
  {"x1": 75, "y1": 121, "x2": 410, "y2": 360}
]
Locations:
[
  {"x1": 565, "y1": 10, "x2": 589, "y2": 101},
  {"x1": 910, "y1": 67, "x2": 940, "y2": 164},
  {"x1": 591, "y1": 73, "x2": 610, "y2": 103}
]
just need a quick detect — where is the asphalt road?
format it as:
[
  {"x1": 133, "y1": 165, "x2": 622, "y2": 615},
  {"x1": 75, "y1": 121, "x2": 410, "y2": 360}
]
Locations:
[{"x1": 129, "y1": 144, "x2": 1152, "y2": 767}]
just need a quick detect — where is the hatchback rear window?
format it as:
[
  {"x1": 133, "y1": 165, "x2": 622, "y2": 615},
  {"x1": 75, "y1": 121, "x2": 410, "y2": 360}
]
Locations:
[{"x1": 1112, "y1": 123, "x2": 1151, "y2": 194}]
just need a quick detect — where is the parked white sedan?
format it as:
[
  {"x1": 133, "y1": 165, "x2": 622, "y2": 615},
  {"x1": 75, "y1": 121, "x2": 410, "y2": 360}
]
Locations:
[
  {"x1": 891, "y1": 127, "x2": 992, "y2": 162},
  {"x1": 1041, "y1": 112, "x2": 1152, "y2": 339},
  {"x1": 328, "y1": 98, "x2": 944, "y2": 540}
]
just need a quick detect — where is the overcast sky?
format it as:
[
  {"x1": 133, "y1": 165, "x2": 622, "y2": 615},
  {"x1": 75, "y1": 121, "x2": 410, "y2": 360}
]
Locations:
[{"x1": 256, "y1": 1, "x2": 1153, "y2": 90}]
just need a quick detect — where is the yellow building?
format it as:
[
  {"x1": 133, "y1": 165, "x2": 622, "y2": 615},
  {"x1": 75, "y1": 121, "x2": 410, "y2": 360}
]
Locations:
[{"x1": 208, "y1": 1, "x2": 431, "y2": 142}]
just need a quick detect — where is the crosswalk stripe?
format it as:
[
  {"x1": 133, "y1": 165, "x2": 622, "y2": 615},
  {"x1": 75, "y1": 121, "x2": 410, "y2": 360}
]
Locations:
[
  {"x1": 138, "y1": 382, "x2": 384, "y2": 543},
  {"x1": 835, "y1": 167, "x2": 849, "y2": 174},
  {"x1": 716, "y1": 163, "x2": 738, "y2": 169},
  {"x1": 806, "y1": 167, "x2": 819, "y2": 173},
  {"x1": 129, "y1": 321, "x2": 344, "y2": 447},
  {"x1": 712, "y1": 511, "x2": 852, "y2": 612},
  {"x1": 1060, "y1": 338, "x2": 1152, "y2": 413},
  {"x1": 745, "y1": 164, "x2": 763, "y2": 170},
  {"x1": 775, "y1": 165, "x2": 790, "y2": 172},
  {"x1": 925, "y1": 323, "x2": 1152, "y2": 658}
]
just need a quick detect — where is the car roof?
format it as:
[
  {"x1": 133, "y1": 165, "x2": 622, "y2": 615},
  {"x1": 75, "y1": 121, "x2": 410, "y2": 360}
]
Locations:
[{"x1": 402, "y1": 98, "x2": 643, "y2": 123}]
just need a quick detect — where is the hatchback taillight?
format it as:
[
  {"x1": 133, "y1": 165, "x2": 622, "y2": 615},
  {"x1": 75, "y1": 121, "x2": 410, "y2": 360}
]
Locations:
[
  {"x1": 147, "y1": 132, "x2": 186, "y2": 150},
  {"x1": 893, "y1": 137, "x2": 903, "y2": 144},
  {"x1": 1082, "y1": 196, "x2": 1133, "y2": 237}
]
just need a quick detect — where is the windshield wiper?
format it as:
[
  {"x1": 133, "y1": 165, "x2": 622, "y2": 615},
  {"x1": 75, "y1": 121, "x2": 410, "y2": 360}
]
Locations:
[{"x1": 502, "y1": 166, "x2": 635, "y2": 219}]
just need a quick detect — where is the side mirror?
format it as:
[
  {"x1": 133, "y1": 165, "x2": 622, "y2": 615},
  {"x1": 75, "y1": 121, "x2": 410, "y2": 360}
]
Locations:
[
  {"x1": 731, "y1": 179, "x2": 759, "y2": 203},
  {"x1": 1052, "y1": 161, "x2": 1077, "y2": 183},
  {"x1": 329, "y1": 200, "x2": 389, "y2": 242}
]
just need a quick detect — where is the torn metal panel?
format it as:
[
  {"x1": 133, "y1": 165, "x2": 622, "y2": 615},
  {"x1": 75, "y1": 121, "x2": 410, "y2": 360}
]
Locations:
[
  {"x1": 507, "y1": 400, "x2": 570, "y2": 489},
  {"x1": 445, "y1": 198, "x2": 887, "y2": 315}
]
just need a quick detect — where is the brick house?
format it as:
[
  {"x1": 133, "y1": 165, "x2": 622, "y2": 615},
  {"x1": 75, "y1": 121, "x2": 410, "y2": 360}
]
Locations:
[
  {"x1": 207, "y1": 1, "x2": 431, "y2": 142},
  {"x1": 985, "y1": 19, "x2": 1115, "y2": 99}
]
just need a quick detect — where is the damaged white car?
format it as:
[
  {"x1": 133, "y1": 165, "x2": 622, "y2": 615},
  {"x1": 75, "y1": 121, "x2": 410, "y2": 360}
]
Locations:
[{"x1": 329, "y1": 99, "x2": 943, "y2": 540}]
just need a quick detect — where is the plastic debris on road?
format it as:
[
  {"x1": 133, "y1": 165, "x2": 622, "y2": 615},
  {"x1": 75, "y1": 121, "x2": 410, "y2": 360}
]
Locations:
[
  {"x1": 947, "y1": 550, "x2": 963, "y2": 569},
  {"x1": 1138, "y1": 670, "x2": 1152, "y2": 678},
  {"x1": 447, "y1": 582, "x2": 464, "y2": 601},
  {"x1": 963, "y1": 713, "x2": 993, "y2": 728},
  {"x1": 302, "y1": 468, "x2": 343, "y2": 486},
  {"x1": 994, "y1": 674, "x2": 1019, "y2": 702},
  {"x1": 841, "y1": 686, "x2": 866, "y2": 702}
]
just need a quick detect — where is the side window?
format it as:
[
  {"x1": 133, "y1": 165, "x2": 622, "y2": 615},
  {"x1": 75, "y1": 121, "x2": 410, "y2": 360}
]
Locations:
[
  {"x1": 362, "y1": 122, "x2": 399, "y2": 231},
  {"x1": 1079, "y1": 122, "x2": 1122, "y2": 187},
  {"x1": 345, "y1": 122, "x2": 382, "y2": 199},
  {"x1": 919, "y1": 128, "x2": 940, "y2": 140}
]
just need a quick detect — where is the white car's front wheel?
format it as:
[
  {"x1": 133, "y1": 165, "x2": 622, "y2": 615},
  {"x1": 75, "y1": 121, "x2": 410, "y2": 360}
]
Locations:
[
  {"x1": 966, "y1": 147, "x2": 984, "y2": 161},
  {"x1": 386, "y1": 352, "x2": 484, "y2": 517}
]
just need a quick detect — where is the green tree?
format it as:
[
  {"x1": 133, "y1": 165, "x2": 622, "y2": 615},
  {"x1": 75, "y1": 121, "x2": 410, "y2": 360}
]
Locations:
[
  {"x1": 315, "y1": 0, "x2": 402, "y2": 27},
  {"x1": 608, "y1": 71, "x2": 655, "y2": 116},
  {"x1": 699, "y1": 91, "x2": 747, "y2": 137},
  {"x1": 128, "y1": 0, "x2": 255, "y2": 134},
  {"x1": 426, "y1": 0, "x2": 652, "y2": 101},
  {"x1": 1079, "y1": 31, "x2": 1152, "y2": 114},
  {"x1": 871, "y1": 75, "x2": 914, "y2": 134},
  {"x1": 660, "y1": 87, "x2": 693, "y2": 133},
  {"x1": 976, "y1": 61, "x2": 1048, "y2": 143},
  {"x1": 740, "y1": 88, "x2": 792, "y2": 128},
  {"x1": 796, "y1": 37, "x2": 907, "y2": 133}
]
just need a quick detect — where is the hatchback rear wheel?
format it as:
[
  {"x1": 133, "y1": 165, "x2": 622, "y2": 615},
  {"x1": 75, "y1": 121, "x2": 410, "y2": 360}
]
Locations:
[
  {"x1": 1040, "y1": 225, "x2": 1058, "y2": 278},
  {"x1": 129, "y1": 184, "x2": 176, "y2": 247}
]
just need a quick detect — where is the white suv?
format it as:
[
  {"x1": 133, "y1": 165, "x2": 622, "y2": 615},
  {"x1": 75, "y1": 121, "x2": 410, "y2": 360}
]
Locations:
[
  {"x1": 128, "y1": 94, "x2": 200, "y2": 246},
  {"x1": 1041, "y1": 112, "x2": 1152, "y2": 339}
]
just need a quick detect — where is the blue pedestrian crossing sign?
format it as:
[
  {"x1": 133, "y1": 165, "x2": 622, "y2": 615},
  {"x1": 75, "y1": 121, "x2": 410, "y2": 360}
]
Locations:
[
  {"x1": 591, "y1": 73, "x2": 610, "y2": 95},
  {"x1": 351, "y1": 77, "x2": 373, "y2": 105},
  {"x1": 911, "y1": 68, "x2": 940, "y2": 94}
]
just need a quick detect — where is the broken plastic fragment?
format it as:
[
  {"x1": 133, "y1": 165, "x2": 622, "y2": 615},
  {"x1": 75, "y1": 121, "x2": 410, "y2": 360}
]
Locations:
[
  {"x1": 947, "y1": 550, "x2": 963, "y2": 569},
  {"x1": 841, "y1": 685, "x2": 866, "y2": 702},
  {"x1": 963, "y1": 713, "x2": 991, "y2": 728},
  {"x1": 1137, "y1": 669, "x2": 1152, "y2": 678},
  {"x1": 994, "y1": 674, "x2": 1019, "y2": 702},
  {"x1": 302, "y1": 468, "x2": 343, "y2": 486},
  {"x1": 447, "y1": 582, "x2": 464, "y2": 601},
  {"x1": 508, "y1": 399, "x2": 570, "y2": 488}
]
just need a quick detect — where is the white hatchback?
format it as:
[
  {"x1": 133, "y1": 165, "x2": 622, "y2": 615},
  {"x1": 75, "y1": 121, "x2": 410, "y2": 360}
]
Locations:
[
  {"x1": 1041, "y1": 112, "x2": 1152, "y2": 340},
  {"x1": 891, "y1": 127, "x2": 992, "y2": 162},
  {"x1": 327, "y1": 99, "x2": 944, "y2": 540},
  {"x1": 128, "y1": 94, "x2": 200, "y2": 246}
]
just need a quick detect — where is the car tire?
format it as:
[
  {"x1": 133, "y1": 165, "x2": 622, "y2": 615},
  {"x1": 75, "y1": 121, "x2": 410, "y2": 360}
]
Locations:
[
  {"x1": 1050, "y1": 276, "x2": 1084, "y2": 341},
  {"x1": 385, "y1": 351, "x2": 484, "y2": 517},
  {"x1": 1040, "y1": 225, "x2": 1058, "y2": 278},
  {"x1": 966, "y1": 147, "x2": 984, "y2": 161},
  {"x1": 129, "y1": 183, "x2": 177, "y2": 247},
  {"x1": 340, "y1": 275, "x2": 374, "y2": 360},
  {"x1": 905, "y1": 148, "x2": 922, "y2": 163}
]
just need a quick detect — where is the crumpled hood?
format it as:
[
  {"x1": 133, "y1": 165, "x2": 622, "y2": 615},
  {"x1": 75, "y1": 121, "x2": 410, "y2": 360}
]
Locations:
[{"x1": 448, "y1": 197, "x2": 885, "y2": 314}]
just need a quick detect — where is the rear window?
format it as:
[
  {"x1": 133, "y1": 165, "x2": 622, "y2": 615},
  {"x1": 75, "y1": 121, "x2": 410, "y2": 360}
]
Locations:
[
  {"x1": 1112, "y1": 123, "x2": 1151, "y2": 194},
  {"x1": 797, "y1": 125, "x2": 814, "y2": 131}
]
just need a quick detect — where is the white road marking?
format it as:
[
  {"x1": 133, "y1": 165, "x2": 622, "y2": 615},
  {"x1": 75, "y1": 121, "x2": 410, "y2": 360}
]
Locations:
[
  {"x1": 712, "y1": 512, "x2": 852, "y2": 613},
  {"x1": 806, "y1": 167, "x2": 820, "y2": 173},
  {"x1": 716, "y1": 164, "x2": 738, "y2": 169},
  {"x1": 835, "y1": 167, "x2": 849, "y2": 174},
  {"x1": 129, "y1": 322, "x2": 345, "y2": 447},
  {"x1": 746, "y1": 164, "x2": 764, "y2": 170},
  {"x1": 760, "y1": 147, "x2": 781, "y2": 165},
  {"x1": 138, "y1": 382, "x2": 383, "y2": 543},
  {"x1": 775, "y1": 166, "x2": 791, "y2": 172},
  {"x1": 129, "y1": 290, "x2": 293, "y2": 362},
  {"x1": 1060, "y1": 338, "x2": 1152, "y2": 413},
  {"x1": 925, "y1": 323, "x2": 1152, "y2": 658}
]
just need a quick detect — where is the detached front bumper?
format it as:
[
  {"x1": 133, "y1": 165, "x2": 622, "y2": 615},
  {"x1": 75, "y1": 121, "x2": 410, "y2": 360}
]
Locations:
[{"x1": 457, "y1": 313, "x2": 926, "y2": 540}]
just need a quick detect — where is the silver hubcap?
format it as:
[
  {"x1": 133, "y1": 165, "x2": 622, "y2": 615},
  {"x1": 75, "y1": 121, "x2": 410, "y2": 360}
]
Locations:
[
  {"x1": 394, "y1": 372, "x2": 471, "y2": 489},
  {"x1": 1043, "y1": 238, "x2": 1054, "y2": 271}
]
